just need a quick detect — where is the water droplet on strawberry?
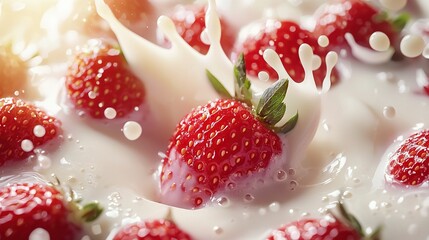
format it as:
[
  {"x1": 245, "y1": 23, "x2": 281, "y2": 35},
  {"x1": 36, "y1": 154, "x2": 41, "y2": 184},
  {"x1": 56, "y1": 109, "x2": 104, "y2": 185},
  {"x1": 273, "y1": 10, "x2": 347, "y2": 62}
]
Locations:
[
  {"x1": 216, "y1": 196, "x2": 230, "y2": 207},
  {"x1": 289, "y1": 180, "x2": 298, "y2": 190},
  {"x1": 275, "y1": 169, "x2": 288, "y2": 182},
  {"x1": 243, "y1": 193, "x2": 255, "y2": 203}
]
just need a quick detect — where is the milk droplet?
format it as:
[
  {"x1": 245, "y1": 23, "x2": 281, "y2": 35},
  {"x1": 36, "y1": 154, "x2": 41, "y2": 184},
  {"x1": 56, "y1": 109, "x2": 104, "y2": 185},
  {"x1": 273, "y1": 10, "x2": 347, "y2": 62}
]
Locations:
[
  {"x1": 369, "y1": 32, "x2": 391, "y2": 52},
  {"x1": 289, "y1": 180, "x2": 298, "y2": 190},
  {"x1": 33, "y1": 125, "x2": 46, "y2": 137},
  {"x1": 258, "y1": 71, "x2": 269, "y2": 81},
  {"x1": 275, "y1": 169, "x2": 288, "y2": 182},
  {"x1": 383, "y1": 106, "x2": 396, "y2": 119},
  {"x1": 104, "y1": 107, "x2": 117, "y2": 119},
  {"x1": 21, "y1": 139, "x2": 34, "y2": 152},
  {"x1": 259, "y1": 208, "x2": 267, "y2": 215},
  {"x1": 88, "y1": 91, "x2": 97, "y2": 99},
  {"x1": 92, "y1": 224, "x2": 102, "y2": 235},
  {"x1": 244, "y1": 193, "x2": 255, "y2": 203},
  {"x1": 342, "y1": 191, "x2": 352, "y2": 198},
  {"x1": 318, "y1": 35, "x2": 329, "y2": 47},
  {"x1": 400, "y1": 35, "x2": 425, "y2": 58},
  {"x1": 217, "y1": 196, "x2": 230, "y2": 207},
  {"x1": 288, "y1": 168, "x2": 296, "y2": 176},
  {"x1": 269, "y1": 202, "x2": 280, "y2": 212},
  {"x1": 369, "y1": 200, "x2": 379, "y2": 211},
  {"x1": 29, "y1": 228, "x2": 50, "y2": 240},
  {"x1": 123, "y1": 121, "x2": 142, "y2": 140},
  {"x1": 213, "y1": 226, "x2": 223, "y2": 234},
  {"x1": 379, "y1": 0, "x2": 407, "y2": 11},
  {"x1": 37, "y1": 155, "x2": 51, "y2": 169}
]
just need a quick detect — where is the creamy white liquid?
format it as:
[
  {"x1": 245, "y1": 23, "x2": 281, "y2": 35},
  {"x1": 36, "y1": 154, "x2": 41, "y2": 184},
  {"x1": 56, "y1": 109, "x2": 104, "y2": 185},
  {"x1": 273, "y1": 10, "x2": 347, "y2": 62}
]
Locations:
[{"x1": 2, "y1": 0, "x2": 429, "y2": 240}]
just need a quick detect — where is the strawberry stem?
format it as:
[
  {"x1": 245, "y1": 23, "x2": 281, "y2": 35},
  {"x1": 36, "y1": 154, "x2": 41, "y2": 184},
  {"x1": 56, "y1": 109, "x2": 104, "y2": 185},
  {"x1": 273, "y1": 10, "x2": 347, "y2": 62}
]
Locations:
[{"x1": 206, "y1": 53, "x2": 298, "y2": 134}]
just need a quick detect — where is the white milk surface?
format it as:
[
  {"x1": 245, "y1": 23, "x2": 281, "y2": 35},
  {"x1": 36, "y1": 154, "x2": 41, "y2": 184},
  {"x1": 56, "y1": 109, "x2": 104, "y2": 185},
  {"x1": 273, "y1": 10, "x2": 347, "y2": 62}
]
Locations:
[{"x1": 2, "y1": 0, "x2": 429, "y2": 239}]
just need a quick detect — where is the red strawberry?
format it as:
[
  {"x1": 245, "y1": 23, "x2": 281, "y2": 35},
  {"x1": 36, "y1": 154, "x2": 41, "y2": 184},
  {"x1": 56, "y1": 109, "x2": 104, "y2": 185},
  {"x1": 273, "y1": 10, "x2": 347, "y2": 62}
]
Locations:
[
  {"x1": 313, "y1": 0, "x2": 407, "y2": 49},
  {"x1": 159, "y1": 55, "x2": 298, "y2": 209},
  {"x1": 0, "y1": 182, "x2": 102, "y2": 240},
  {"x1": 265, "y1": 201, "x2": 380, "y2": 240},
  {"x1": 113, "y1": 219, "x2": 192, "y2": 240},
  {"x1": 66, "y1": 39, "x2": 145, "y2": 119},
  {"x1": 386, "y1": 129, "x2": 429, "y2": 186},
  {"x1": 158, "y1": 4, "x2": 235, "y2": 55},
  {"x1": 0, "y1": 45, "x2": 28, "y2": 98},
  {"x1": 0, "y1": 97, "x2": 61, "y2": 165},
  {"x1": 77, "y1": 0, "x2": 154, "y2": 39},
  {"x1": 232, "y1": 19, "x2": 339, "y2": 87}
]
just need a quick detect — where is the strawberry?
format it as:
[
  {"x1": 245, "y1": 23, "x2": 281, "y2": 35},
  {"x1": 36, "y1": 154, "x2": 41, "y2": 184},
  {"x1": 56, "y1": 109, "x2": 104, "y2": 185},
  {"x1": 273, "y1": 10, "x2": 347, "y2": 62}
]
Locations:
[
  {"x1": 265, "y1": 201, "x2": 380, "y2": 240},
  {"x1": 76, "y1": 0, "x2": 153, "y2": 39},
  {"x1": 113, "y1": 219, "x2": 192, "y2": 240},
  {"x1": 65, "y1": 39, "x2": 145, "y2": 119},
  {"x1": 104, "y1": 0, "x2": 153, "y2": 24},
  {"x1": 0, "y1": 97, "x2": 61, "y2": 165},
  {"x1": 159, "y1": 55, "x2": 298, "y2": 209},
  {"x1": 313, "y1": 0, "x2": 408, "y2": 49},
  {"x1": 158, "y1": 4, "x2": 235, "y2": 55},
  {"x1": 232, "y1": 19, "x2": 339, "y2": 87},
  {"x1": 386, "y1": 129, "x2": 429, "y2": 186},
  {"x1": 0, "y1": 182, "x2": 102, "y2": 240},
  {"x1": 0, "y1": 45, "x2": 28, "y2": 98}
]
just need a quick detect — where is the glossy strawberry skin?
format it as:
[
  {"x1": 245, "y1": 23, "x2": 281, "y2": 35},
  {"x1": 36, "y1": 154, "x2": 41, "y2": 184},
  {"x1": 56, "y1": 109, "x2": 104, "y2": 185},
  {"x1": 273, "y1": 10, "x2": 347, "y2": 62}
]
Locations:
[
  {"x1": 314, "y1": 0, "x2": 398, "y2": 49},
  {"x1": 66, "y1": 39, "x2": 145, "y2": 119},
  {"x1": 232, "y1": 20, "x2": 338, "y2": 87},
  {"x1": 266, "y1": 217, "x2": 360, "y2": 240},
  {"x1": 0, "y1": 183, "x2": 81, "y2": 240},
  {"x1": 159, "y1": 4, "x2": 235, "y2": 55},
  {"x1": 113, "y1": 219, "x2": 192, "y2": 240},
  {"x1": 160, "y1": 99, "x2": 282, "y2": 209},
  {"x1": 386, "y1": 129, "x2": 429, "y2": 186},
  {"x1": 0, "y1": 97, "x2": 61, "y2": 165}
]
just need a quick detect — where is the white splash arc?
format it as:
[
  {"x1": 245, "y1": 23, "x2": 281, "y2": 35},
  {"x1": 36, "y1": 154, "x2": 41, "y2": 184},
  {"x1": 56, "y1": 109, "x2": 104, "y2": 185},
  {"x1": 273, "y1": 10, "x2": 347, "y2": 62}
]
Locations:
[
  {"x1": 95, "y1": 0, "x2": 234, "y2": 140},
  {"x1": 95, "y1": 0, "x2": 330, "y2": 163}
]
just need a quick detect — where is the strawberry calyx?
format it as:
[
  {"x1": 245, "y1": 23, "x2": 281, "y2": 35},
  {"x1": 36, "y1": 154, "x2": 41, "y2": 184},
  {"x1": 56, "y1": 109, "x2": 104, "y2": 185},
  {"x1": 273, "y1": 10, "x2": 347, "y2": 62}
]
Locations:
[
  {"x1": 207, "y1": 53, "x2": 298, "y2": 134},
  {"x1": 50, "y1": 175, "x2": 103, "y2": 224},
  {"x1": 332, "y1": 200, "x2": 381, "y2": 240}
]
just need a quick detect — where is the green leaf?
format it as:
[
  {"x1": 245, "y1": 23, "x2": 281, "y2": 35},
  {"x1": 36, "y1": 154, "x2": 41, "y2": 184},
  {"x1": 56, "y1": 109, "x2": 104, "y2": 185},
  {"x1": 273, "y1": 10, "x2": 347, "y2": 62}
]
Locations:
[
  {"x1": 233, "y1": 53, "x2": 252, "y2": 104},
  {"x1": 256, "y1": 79, "x2": 289, "y2": 119},
  {"x1": 206, "y1": 69, "x2": 232, "y2": 99},
  {"x1": 261, "y1": 103, "x2": 285, "y2": 126},
  {"x1": 338, "y1": 201, "x2": 364, "y2": 237},
  {"x1": 80, "y1": 201, "x2": 103, "y2": 222},
  {"x1": 273, "y1": 112, "x2": 298, "y2": 134},
  {"x1": 392, "y1": 13, "x2": 410, "y2": 31}
]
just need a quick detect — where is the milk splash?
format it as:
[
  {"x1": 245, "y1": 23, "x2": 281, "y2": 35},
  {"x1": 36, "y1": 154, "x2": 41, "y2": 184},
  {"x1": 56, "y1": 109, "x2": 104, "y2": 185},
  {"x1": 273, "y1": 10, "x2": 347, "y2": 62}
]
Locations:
[{"x1": 95, "y1": 0, "x2": 337, "y2": 204}]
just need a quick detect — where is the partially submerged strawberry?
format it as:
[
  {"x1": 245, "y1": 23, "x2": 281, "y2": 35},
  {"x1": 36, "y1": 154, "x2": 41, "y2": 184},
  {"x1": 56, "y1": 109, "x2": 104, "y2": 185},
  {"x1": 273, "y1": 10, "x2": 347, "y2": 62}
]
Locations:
[
  {"x1": 0, "y1": 97, "x2": 61, "y2": 165},
  {"x1": 158, "y1": 4, "x2": 235, "y2": 55},
  {"x1": 113, "y1": 219, "x2": 192, "y2": 240},
  {"x1": 386, "y1": 129, "x2": 429, "y2": 186},
  {"x1": 266, "y1": 201, "x2": 381, "y2": 240},
  {"x1": 0, "y1": 181, "x2": 102, "y2": 240},
  {"x1": 65, "y1": 39, "x2": 145, "y2": 119},
  {"x1": 159, "y1": 55, "x2": 298, "y2": 209},
  {"x1": 313, "y1": 0, "x2": 408, "y2": 49},
  {"x1": 232, "y1": 19, "x2": 338, "y2": 87}
]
